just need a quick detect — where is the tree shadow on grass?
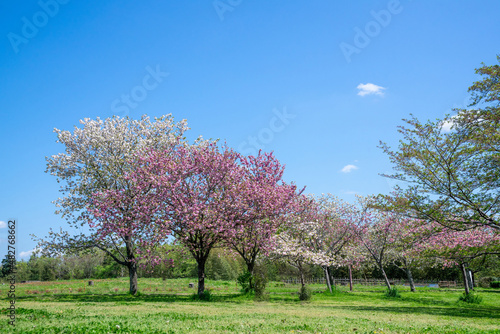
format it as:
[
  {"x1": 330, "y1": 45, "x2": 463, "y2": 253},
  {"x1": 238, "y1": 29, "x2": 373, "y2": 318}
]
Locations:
[
  {"x1": 10, "y1": 292, "x2": 500, "y2": 321},
  {"x1": 13, "y1": 292, "x2": 249, "y2": 304},
  {"x1": 399, "y1": 296, "x2": 452, "y2": 306},
  {"x1": 321, "y1": 304, "x2": 500, "y2": 320}
]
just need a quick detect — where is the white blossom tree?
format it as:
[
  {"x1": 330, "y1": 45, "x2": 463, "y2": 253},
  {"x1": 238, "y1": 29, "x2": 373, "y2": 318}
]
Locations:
[
  {"x1": 273, "y1": 221, "x2": 333, "y2": 290},
  {"x1": 271, "y1": 196, "x2": 334, "y2": 291},
  {"x1": 34, "y1": 114, "x2": 191, "y2": 294}
]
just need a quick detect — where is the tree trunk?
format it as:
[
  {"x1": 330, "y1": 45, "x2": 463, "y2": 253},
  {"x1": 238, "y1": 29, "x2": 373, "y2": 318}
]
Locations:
[
  {"x1": 467, "y1": 268, "x2": 474, "y2": 291},
  {"x1": 348, "y1": 264, "x2": 353, "y2": 292},
  {"x1": 403, "y1": 258, "x2": 415, "y2": 292},
  {"x1": 298, "y1": 261, "x2": 306, "y2": 289},
  {"x1": 405, "y1": 266, "x2": 416, "y2": 292},
  {"x1": 330, "y1": 269, "x2": 336, "y2": 288},
  {"x1": 125, "y1": 236, "x2": 138, "y2": 295},
  {"x1": 197, "y1": 257, "x2": 207, "y2": 296},
  {"x1": 324, "y1": 266, "x2": 332, "y2": 293},
  {"x1": 460, "y1": 262, "x2": 470, "y2": 295},
  {"x1": 128, "y1": 262, "x2": 138, "y2": 295},
  {"x1": 246, "y1": 260, "x2": 255, "y2": 291},
  {"x1": 246, "y1": 261, "x2": 255, "y2": 276},
  {"x1": 378, "y1": 262, "x2": 392, "y2": 290}
]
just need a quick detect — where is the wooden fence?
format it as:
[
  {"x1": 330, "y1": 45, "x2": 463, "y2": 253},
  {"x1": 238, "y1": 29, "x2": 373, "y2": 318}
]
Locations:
[{"x1": 280, "y1": 277, "x2": 459, "y2": 287}]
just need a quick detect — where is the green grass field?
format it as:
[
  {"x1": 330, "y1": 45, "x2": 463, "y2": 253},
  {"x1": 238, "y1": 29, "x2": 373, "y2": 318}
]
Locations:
[{"x1": 1, "y1": 277, "x2": 499, "y2": 333}]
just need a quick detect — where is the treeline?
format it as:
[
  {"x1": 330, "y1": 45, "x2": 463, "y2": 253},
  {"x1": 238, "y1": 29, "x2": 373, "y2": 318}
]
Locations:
[{"x1": 4, "y1": 245, "x2": 494, "y2": 284}]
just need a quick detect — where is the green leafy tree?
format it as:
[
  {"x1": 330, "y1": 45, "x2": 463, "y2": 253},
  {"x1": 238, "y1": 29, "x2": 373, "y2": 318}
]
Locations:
[
  {"x1": 380, "y1": 56, "x2": 500, "y2": 232},
  {"x1": 15, "y1": 261, "x2": 30, "y2": 282},
  {"x1": 0, "y1": 255, "x2": 15, "y2": 278}
]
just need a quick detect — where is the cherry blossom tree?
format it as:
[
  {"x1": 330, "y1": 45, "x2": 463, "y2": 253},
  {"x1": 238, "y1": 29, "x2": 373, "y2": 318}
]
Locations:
[
  {"x1": 35, "y1": 115, "x2": 188, "y2": 294},
  {"x1": 300, "y1": 195, "x2": 359, "y2": 293},
  {"x1": 129, "y1": 142, "x2": 255, "y2": 296},
  {"x1": 272, "y1": 221, "x2": 332, "y2": 290},
  {"x1": 271, "y1": 195, "x2": 363, "y2": 293},
  {"x1": 344, "y1": 195, "x2": 433, "y2": 291},
  {"x1": 350, "y1": 196, "x2": 402, "y2": 290},
  {"x1": 271, "y1": 195, "x2": 334, "y2": 291},
  {"x1": 337, "y1": 241, "x2": 367, "y2": 291},
  {"x1": 416, "y1": 226, "x2": 500, "y2": 294},
  {"x1": 223, "y1": 152, "x2": 303, "y2": 289}
]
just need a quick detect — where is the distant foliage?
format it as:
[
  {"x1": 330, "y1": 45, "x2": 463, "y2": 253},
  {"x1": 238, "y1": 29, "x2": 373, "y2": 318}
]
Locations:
[
  {"x1": 205, "y1": 249, "x2": 242, "y2": 281},
  {"x1": 0, "y1": 255, "x2": 15, "y2": 278}
]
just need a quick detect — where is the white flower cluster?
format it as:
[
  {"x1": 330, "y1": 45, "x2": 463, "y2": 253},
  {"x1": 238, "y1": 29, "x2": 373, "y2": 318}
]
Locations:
[{"x1": 46, "y1": 114, "x2": 189, "y2": 226}]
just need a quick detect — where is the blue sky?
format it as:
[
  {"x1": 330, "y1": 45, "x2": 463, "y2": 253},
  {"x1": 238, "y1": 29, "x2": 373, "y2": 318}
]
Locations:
[{"x1": 1, "y1": 0, "x2": 499, "y2": 260}]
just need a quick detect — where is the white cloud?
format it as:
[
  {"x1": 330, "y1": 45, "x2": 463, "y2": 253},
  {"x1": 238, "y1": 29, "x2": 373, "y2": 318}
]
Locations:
[
  {"x1": 19, "y1": 248, "x2": 38, "y2": 259},
  {"x1": 344, "y1": 190, "x2": 358, "y2": 195},
  {"x1": 441, "y1": 119, "x2": 454, "y2": 132},
  {"x1": 0, "y1": 221, "x2": 6, "y2": 228},
  {"x1": 357, "y1": 83, "x2": 386, "y2": 97},
  {"x1": 341, "y1": 164, "x2": 359, "y2": 173},
  {"x1": 442, "y1": 110, "x2": 484, "y2": 133}
]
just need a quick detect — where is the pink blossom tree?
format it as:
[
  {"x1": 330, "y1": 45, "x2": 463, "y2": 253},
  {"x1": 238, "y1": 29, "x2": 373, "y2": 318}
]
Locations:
[
  {"x1": 87, "y1": 179, "x2": 173, "y2": 292},
  {"x1": 351, "y1": 196, "x2": 402, "y2": 291},
  {"x1": 129, "y1": 142, "x2": 256, "y2": 296},
  {"x1": 271, "y1": 195, "x2": 363, "y2": 293},
  {"x1": 223, "y1": 152, "x2": 303, "y2": 289},
  {"x1": 36, "y1": 115, "x2": 188, "y2": 295},
  {"x1": 416, "y1": 226, "x2": 500, "y2": 294},
  {"x1": 387, "y1": 216, "x2": 432, "y2": 292},
  {"x1": 337, "y1": 241, "x2": 367, "y2": 291}
]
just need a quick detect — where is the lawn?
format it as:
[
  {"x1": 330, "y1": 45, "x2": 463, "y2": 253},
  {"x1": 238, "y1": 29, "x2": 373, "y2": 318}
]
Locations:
[{"x1": 1, "y1": 278, "x2": 499, "y2": 333}]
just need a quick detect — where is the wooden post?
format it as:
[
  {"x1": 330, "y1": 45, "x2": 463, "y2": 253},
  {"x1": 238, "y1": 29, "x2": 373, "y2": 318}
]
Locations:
[{"x1": 348, "y1": 265, "x2": 353, "y2": 291}]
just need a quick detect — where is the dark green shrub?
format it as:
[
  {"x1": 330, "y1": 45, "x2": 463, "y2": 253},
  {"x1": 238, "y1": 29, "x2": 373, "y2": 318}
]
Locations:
[
  {"x1": 491, "y1": 281, "x2": 500, "y2": 288},
  {"x1": 237, "y1": 271, "x2": 252, "y2": 293},
  {"x1": 458, "y1": 292, "x2": 482, "y2": 304},
  {"x1": 385, "y1": 288, "x2": 401, "y2": 298},
  {"x1": 191, "y1": 289, "x2": 212, "y2": 301},
  {"x1": 299, "y1": 285, "x2": 312, "y2": 301},
  {"x1": 254, "y1": 273, "x2": 268, "y2": 301},
  {"x1": 127, "y1": 291, "x2": 142, "y2": 297}
]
